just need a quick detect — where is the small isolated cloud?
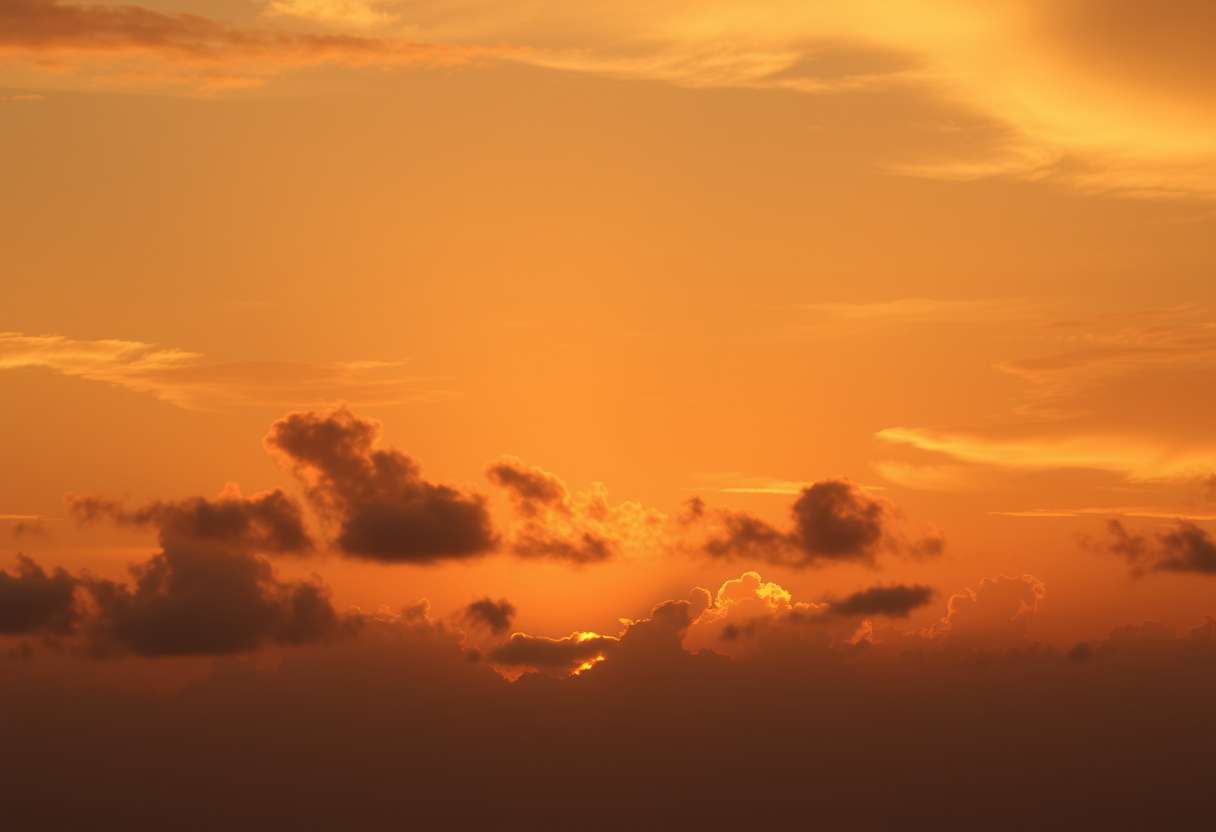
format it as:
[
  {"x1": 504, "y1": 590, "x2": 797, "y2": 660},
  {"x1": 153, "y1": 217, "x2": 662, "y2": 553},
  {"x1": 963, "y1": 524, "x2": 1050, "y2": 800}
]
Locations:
[
  {"x1": 693, "y1": 479, "x2": 943, "y2": 568},
  {"x1": 462, "y1": 597, "x2": 515, "y2": 635},
  {"x1": 267, "y1": 408, "x2": 496, "y2": 563},
  {"x1": 824, "y1": 584, "x2": 934, "y2": 618}
]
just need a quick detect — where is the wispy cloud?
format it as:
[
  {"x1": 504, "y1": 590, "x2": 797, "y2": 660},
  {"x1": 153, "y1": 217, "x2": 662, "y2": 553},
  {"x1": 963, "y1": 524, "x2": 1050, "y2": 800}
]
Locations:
[
  {"x1": 0, "y1": 333, "x2": 450, "y2": 410},
  {"x1": 877, "y1": 426, "x2": 1216, "y2": 483}
]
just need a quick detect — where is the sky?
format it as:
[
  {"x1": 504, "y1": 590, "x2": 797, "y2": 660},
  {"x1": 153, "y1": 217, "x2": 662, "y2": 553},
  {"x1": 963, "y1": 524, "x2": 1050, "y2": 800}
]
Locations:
[{"x1": 3, "y1": 1, "x2": 1216, "y2": 825}]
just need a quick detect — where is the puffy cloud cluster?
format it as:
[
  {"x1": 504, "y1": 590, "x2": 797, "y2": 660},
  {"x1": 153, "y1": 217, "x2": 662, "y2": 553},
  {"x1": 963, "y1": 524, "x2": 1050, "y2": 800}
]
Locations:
[
  {"x1": 266, "y1": 408, "x2": 497, "y2": 563},
  {"x1": 487, "y1": 457, "x2": 665, "y2": 564},
  {"x1": 694, "y1": 479, "x2": 943, "y2": 568}
]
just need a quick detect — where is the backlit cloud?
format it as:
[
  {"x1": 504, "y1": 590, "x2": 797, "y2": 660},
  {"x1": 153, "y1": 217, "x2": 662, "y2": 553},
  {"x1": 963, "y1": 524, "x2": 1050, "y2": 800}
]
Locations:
[{"x1": 267, "y1": 408, "x2": 497, "y2": 563}]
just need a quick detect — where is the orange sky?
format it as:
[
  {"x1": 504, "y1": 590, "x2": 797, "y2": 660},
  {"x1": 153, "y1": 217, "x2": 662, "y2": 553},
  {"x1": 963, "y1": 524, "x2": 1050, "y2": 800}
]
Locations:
[{"x1": 3, "y1": 0, "x2": 1216, "y2": 650}]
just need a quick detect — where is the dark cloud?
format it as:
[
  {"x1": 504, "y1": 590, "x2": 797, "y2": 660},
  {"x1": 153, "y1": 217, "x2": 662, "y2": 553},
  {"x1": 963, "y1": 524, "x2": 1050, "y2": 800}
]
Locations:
[
  {"x1": 266, "y1": 408, "x2": 496, "y2": 563},
  {"x1": 1100, "y1": 519, "x2": 1216, "y2": 575},
  {"x1": 486, "y1": 459, "x2": 568, "y2": 517},
  {"x1": 700, "y1": 479, "x2": 942, "y2": 568},
  {"x1": 463, "y1": 597, "x2": 516, "y2": 635},
  {"x1": 83, "y1": 541, "x2": 348, "y2": 656},
  {"x1": 7, "y1": 576, "x2": 1216, "y2": 826},
  {"x1": 0, "y1": 555, "x2": 78, "y2": 635},
  {"x1": 487, "y1": 631, "x2": 619, "y2": 676},
  {"x1": 824, "y1": 584, "x2": 935, "y2": 618},
  {"x1": 11, "y1": 520, "x2": 46, "y2": 540},
  {"x1": 67, "y1": 489, "x2": 313, "y2": 554},
  {"x1": 487, "y1": 457, "x2": 661, "y2": 564}
]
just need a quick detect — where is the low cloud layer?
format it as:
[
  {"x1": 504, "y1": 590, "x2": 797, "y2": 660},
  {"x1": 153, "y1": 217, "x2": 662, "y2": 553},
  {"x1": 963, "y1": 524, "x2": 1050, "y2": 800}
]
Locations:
[{"x1": 4, "y1": 565, "x2": 1216, "y2": 825}]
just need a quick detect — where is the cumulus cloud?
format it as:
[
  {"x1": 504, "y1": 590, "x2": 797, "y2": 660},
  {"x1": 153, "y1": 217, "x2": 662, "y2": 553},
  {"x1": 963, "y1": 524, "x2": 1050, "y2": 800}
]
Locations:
[
  {"x1": 267, "y1": 408, "x2": 496, "y2": 563},
  {"x1": 462, "y1": 597, "x2": 515, "y2": 635},
  {"x1": 487, "y1": 457, "x2": 664, "y2": 564},
  {"x1": 924, "y1": 574, "x2": 1046, "y2": 647},
  {"x1": 0, "y1": 555, "x2": 79, "y2": 635},
  {"x1": 82, "y1": 541, "x2": 348, "y2": 656},
  {"x1": 696, "y1": 479, "x2": 943, "y2": 568},
  {"x1": 1100, "y1": 519, "x2": 1216, "y2": 575},
  {"x1": 487, "y1": 630, "x2": 619, "y2": 678},
  {"x1": 67, "y1": 487, "x2": 313, "y2": 554}
]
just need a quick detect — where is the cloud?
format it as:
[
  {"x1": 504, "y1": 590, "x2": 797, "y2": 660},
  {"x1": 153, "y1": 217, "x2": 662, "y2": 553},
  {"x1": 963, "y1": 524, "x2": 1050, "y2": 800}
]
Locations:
[
  {"x1": 0, "y1": 555, "x2": 79, "y2": 635},
  {"x1": 67, "y1": 486, "x2": 313, "y2": 554},
  {"x1": 696, "y1": 479, "x2": 942, "y2": 568},
  {"x1": 0, "y1": 333, "x2": 450, "y2": 410},
  {"x1": 83, "y1": 540, "x2": 349, "y2": 656},
  {"x1": 1100, "y1": 519, "x2": 1216, "y2": 575},
  {"x1": 824, "y1": 583, "x2": 934, "y2": 618},
  {"x1": 487, "y1": 630, "x2": 619, "y2": 677},
  {"x1": 266, "y1": 0, "x2": 398, "y2": 29},
  {"x1": 462, "y1": 597, "x2": 515, "y2": 635},
  {"x1": 487, "y1": 457, "x2": 664, "y2": 564},
  {"x1": 267, "y1": 407, "x2": 497, "y2": 563},
  {"x1": 924, "y1": 574, "x2": 1046, "y2": 647},
  {"x1": 877, "y1": 426, "x2": 1216, "y2": 483},
  {"x1": 0, "y1": 0, "x2": 488, "y2": 92}
]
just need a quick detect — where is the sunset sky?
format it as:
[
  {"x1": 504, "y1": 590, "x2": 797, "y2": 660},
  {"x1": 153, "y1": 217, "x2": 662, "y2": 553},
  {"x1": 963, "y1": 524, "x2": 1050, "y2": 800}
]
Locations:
[{"x1": 3, "y1": 2, "x2": 1216, "y2": 825}]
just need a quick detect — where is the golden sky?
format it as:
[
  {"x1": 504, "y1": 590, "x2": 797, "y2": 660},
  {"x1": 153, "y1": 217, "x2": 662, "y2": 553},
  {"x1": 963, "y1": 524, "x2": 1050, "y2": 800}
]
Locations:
[{"x1": 3, "y1": 3, "x2": 1216, "y2": 823}]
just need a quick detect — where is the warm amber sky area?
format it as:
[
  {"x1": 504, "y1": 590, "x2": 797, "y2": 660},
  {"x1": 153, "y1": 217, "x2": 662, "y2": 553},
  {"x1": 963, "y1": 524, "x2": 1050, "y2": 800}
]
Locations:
[{"x1": 3, "y1": 2, "x2": 1216, "y2": 825}]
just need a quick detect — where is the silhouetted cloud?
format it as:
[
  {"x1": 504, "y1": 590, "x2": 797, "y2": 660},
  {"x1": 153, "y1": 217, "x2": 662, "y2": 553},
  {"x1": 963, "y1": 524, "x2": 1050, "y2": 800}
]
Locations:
[
  {"x1": 1101, "y1": 518, "x2": 1216, "y2": 574},
  {"x1": 0, "y1": 555, "x2": 78, "y2": 635},
  {"x1": 267, "y1": 408, "x2": 496, "y2": 563},
  {"x1": 488, "y1": 631, "x2": 619, "y2": 677},
  {"x1": 463, "y1": 597, "x2": 515, "y2": 635},
  {"x1": 824, "y1": 584, "x2": 934, "y2": 618},
  {"x1": 697, "y1": 479, "x2": 942, "y2": 568},
  {"x1": 67, "y1": 488, "x2": 313, "y2": 554},
  {"x1": 83, "y1": 541, "x2": 348, "y2": 656},
  {"x1": 487, "y1": 457, "x2": 663, "y2": 564}
]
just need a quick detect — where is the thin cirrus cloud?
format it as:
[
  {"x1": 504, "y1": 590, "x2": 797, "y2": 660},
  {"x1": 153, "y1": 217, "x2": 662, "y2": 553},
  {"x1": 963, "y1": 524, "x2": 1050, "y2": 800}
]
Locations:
[
  {"x1": 0, "y1": 333, "x2": 449, "y2": 410},
  {"x1": 0, "y1": 0, "x2": 501, "y2": 92},
  {"x1": 877, "y1": 427, "x2": 1216, "y2": 483},
  {"x1": 4, "y1": 2, "x2": 1216, "y2": 196}
]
